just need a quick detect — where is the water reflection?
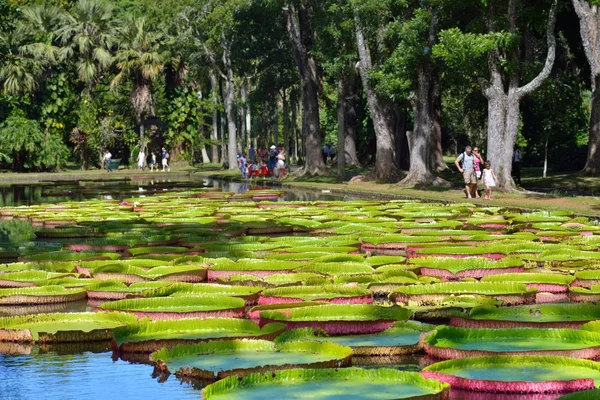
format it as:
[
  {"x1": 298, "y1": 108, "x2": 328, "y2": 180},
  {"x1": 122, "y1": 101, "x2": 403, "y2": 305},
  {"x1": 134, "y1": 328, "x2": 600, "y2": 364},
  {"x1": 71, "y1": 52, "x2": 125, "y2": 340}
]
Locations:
[
  {"x1": 0, "y1": 348, "x2": 198, "y2": 400},
  {"x1": 0, "y1": 177, "x2": 345, "y2": 207}
]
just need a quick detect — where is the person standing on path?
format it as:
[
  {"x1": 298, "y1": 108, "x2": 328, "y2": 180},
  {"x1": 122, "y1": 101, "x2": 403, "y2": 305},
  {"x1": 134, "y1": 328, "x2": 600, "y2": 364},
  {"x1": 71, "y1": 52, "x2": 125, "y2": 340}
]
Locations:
[
  {"x1": 472, "y1": 147, "x2": 483, "y2": 198},
  {"x1": 483, "y1": 160, "x2": 499, "y2": 200},
  {"x1": 150, "y1": 151, "x2": 156, "y2": 171},
  {"x1": 137, "y1": 149, "x2": 146, "y2": 170},
  {"x1": 104, "y1": 150, "x2": 112, "y2": 172},
  {"x1": 322, "y1": 144, "x2": 329, "y2": 164},
  {"x1": 455, "y1": 146, "x2": 477, "y2": 199},
  {"x1": 512, "y1": 146, "x2": 522, "y2": 186},
  {"x1": 239, "y1": 153, "x2": 248, "y2": 178},
  {"x1": 161, "y1": 147, "x2": 170, "y2": 172},
  {"x1": 268, "y1": 145, "x2": 278, "y2": 176},
  {"x1": 249, "y1": 145, "x2": 255, "y2": 164}
]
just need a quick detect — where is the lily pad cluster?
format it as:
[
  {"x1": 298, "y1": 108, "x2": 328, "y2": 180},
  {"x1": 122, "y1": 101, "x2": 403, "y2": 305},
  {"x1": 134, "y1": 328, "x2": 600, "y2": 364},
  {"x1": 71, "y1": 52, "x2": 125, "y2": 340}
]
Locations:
[{"x1": 2, "y1": 189, "x2": 600, "y2": 397}]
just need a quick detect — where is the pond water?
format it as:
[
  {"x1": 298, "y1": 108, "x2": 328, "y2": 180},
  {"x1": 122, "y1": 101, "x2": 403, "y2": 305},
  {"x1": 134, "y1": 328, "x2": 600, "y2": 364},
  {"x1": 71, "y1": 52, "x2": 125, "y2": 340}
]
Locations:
[
  {"x1": 0, "y1": 177, "x2": 573, "y2": 400},
  {"x1": 0, "y1": 177, "x2": 343, "y2": 207}
]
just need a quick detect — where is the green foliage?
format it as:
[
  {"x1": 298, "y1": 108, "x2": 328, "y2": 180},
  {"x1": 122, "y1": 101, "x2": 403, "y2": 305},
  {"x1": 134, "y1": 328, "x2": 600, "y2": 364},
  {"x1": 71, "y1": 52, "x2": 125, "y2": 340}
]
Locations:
[
  {"x1": 433, "y1": 29, "x2": 518, "y2": 77},
  {"x1": 165, "y1": 85, "x2": 212, "y2": 162},
  {"x1": 0, "y1": 110, "x2": 69, "y2": 171}
]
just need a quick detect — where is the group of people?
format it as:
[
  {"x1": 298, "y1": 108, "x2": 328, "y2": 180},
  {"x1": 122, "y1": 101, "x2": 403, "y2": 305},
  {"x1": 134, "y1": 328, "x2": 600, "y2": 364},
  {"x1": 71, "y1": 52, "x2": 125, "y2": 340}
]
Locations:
[
  {"x1": 454, "y1": 145, "x2": 523, "y2": 199},
  {"x1": 103, "y1": 147, "x2": 170, "y2": 172},
  {"x1": 322, "y1": 143, "x2": 335, "y2": 164},
  {"x1": 239, "y1": 144, "x2": 286, "y2": 179},
  {"x1": 455, "y1": 146, "x2": 497, "y2": 200}
]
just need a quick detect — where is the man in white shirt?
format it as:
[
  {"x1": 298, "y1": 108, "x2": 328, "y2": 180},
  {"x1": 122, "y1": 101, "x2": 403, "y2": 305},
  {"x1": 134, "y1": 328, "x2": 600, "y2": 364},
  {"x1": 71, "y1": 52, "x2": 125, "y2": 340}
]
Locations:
[
  {"x1": 104, "y1": 151, "x2": 112, "y2": 172},
  {"x1": 455, "y1": 146, "x2": 477, "y2": 199}
]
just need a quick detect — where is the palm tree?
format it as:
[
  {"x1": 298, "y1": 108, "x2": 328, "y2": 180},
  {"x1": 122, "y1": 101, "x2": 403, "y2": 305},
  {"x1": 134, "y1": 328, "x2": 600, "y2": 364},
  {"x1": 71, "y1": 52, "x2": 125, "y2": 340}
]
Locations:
[
  {"x1": 56, "y1": 0, "x2": 115, "y2": 91},
  {"x1": 110, "y1": 18, "x2": 163, "y2": 152},
  {"x1": 0, "y1": 7, "x2": 61, "y2": 96}
]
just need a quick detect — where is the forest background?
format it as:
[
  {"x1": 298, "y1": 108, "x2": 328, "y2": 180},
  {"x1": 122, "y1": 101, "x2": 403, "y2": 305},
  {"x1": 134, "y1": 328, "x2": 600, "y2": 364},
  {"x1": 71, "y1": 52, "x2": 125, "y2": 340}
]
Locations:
[{"x1": 0, "y1": 0, "x2": 598, "y2": 190}]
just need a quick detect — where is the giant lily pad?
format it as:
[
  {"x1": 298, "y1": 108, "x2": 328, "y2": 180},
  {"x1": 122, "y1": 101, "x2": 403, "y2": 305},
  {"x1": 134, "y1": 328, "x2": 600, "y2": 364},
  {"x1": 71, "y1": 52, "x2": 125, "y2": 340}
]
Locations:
[
  {"x1": 113, "y1": 318, "x2": 286, "y2": 353},
  {"x1": 0, "y1": 312, "x2": 137, "y2": 343},
  {"x1": 423, "y1": 326, "x2": 600, "y2": 359},
  {"x1": 258, "y1": 285, "x2": 371, "y2": 305},
  {"x1": 421, "y1": 356, "x2": 600, "y2": 393},
  {"x1": 259, "y1": 304, "x2": 412, "y2": 335},
  {"x1": 98, "y1": 296, "x2": 245, "y2": 320},
  {"x1": 0, "y1": 286, "x2": 87, "y2": 305},
  {"x1": 451, "y1": 304, "x2": 600, "y2": 329},
  {"x1": 275, "y1": 321, "x2": 433, "y2": 356},
  {"x1": 391, "y1": 282, "x2": 536, "y2": 307},
  {"x1": 202, "y1": 368, "x2": 449, "y2": 400},
  {"x1": 151, "y1": 339, "x2": 352, "y2": 380}
]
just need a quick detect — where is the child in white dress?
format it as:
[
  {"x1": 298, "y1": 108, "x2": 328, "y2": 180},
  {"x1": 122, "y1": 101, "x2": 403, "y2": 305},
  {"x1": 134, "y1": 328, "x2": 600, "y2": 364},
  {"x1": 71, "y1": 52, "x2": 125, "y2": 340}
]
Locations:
[{"x1": 483, "y1": 161, "x2": 498, "y2": 200}]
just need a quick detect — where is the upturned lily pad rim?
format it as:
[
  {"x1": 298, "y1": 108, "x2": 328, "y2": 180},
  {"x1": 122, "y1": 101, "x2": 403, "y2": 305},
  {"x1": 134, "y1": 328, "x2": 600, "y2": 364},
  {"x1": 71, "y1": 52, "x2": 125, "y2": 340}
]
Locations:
[
  {"x1": 112, "y1": 318, "x2": 286, "y2": 346},
  {"x1": 202, "y1": 367, "x2": 449, "y2": 399},
  {"x1": 260, "y1": 304, "x2": 411, "y2": 322},
  {"x1": 149, "y1": 339, "x2": 352, "y2": 368},
  {"x1": 423, "y1": 355, "x2": 600, "y2": 384},
  {"x1": 0, "y1": 311, "x2": 138, "y2": 340},
  {"x1": 391, "y1": 282, "x2": 535, "y2": 296},
  {"x1": 99, "y1": 295, "x2": 245, "y2": 312},
  {"x1": 425, "y1": 325, "x2": 600, "y2": 349}
]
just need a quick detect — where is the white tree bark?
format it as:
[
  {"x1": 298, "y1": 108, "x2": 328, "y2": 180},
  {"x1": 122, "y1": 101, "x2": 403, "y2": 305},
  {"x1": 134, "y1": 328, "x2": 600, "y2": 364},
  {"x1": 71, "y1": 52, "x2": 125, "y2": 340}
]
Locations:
[
  {"x1": 354, "y1": 10, "x2": 399, "y2": 182},
  {"x1": 209, "y1": 72, "x2": 219, "y2": 163},
  {"x1": 484, "y1": 0, "x2": 557, "y2": 188}
]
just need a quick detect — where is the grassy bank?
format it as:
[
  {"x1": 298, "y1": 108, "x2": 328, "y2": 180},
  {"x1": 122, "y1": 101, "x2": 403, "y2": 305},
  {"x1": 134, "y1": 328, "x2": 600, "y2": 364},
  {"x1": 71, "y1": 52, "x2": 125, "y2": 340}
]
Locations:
[
  {"x1": 191, "y1": 166, "x2": 600, "y2": 217},
  {"x1": 0, "y1": 163, "x2": 598, "y2": 217}
]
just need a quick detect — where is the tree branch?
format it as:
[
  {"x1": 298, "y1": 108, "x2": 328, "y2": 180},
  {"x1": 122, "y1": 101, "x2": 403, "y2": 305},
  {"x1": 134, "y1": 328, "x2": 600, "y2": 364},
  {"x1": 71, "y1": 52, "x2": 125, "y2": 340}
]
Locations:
[
  {"x1": 517, "y1": 0, "x2": 558, "y2": 97},
  {"x1": 202, "y1": 42, "x2": 226, "y2": 79}
]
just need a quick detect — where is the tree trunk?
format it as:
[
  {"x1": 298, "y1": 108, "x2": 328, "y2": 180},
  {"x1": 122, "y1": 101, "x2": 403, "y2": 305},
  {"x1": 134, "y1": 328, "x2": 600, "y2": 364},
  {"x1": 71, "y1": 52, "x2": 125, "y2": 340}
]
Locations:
[
  {"x1": 220, "y1": 78, "x2": 227, "y2": 164},
  {"x1": 284, "y1": 1, "x2": 326, "y2": 175},
  {"x1": 572, "y1": 0, "x2": 600, "y2": 176},
  {"x1": 486, "y1": 92, "x2": 521, "y2": 188},
  {"x1": 292, "y1": 92, "x2": 299, "y2": 162},
  {"x1": 283, "y1": 91, "x2": 290, "y2": 152},
  {"x1": 582, "y1": 74, "x2": 600, "y2": 175},
  {"x1": 239, "y1": 86, "x2": 246, "y2": 151},
  {"x1": 244, "y1": 82, "x2": 252, "y2": 150},
  {"x1": 273, "y1": 98, "x2": 279, "y2": 145},
  {"x1": 429, "y1": 71, "x2": 447, "y2": 172},
  {"x1": 543, "y1": 136, "x2": 549, "y2": 178},
  {"x1": 354, "y1": 11, "x2": 400, "y2": 182},
  {"x1": 344, "y1": 70, "x2": 361, "y2": 167},
  {"x1": 140, "y1": 117, "x2": 145, "y2": 154},
  {"x1": 395, "y1": 106, "x2": 410, "y2": 170},
  {"x1": 337, "y1": 75, "x2": 347, "y2": 179},
  {"x1": 210, "y1": 73, "x2": 219, "y2": 164},
  {"x1": 201, "y1": 147, "x2": 211, "y2": 164},
  {"x1": 400, "y1": 63, "x2": 447, "y2": 186},
  {"x1": 224, "y1": 66, "x2": 237, "y2": 170}
]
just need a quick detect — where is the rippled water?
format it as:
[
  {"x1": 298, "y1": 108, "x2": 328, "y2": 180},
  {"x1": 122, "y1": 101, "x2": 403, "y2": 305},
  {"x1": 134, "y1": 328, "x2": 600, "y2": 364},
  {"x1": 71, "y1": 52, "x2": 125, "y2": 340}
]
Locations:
[{"x1": 0, "y1": 349, "x2": 199, "y2": 400}]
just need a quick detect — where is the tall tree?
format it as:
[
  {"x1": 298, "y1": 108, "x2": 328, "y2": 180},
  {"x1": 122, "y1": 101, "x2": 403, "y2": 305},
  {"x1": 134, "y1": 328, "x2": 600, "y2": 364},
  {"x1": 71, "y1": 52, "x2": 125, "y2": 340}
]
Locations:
[
  {"x1": 57, "y1": 0, "x2": 115, "y2": 92},
  {"x1": 283, "y1": 0, "x2": 326, "y2": 175},
  {"x1": 0, "y1": 7, "x2": 61, "y2": 96},
  {"x1": 182, "y1": 0, "x2": 249, "y2": 170},
  {"x1": 572, "y1": 0, "x2": 600, "y2": 176},
  {"x1": 484, "y1": 0, "x2": 557, "y2": 188},
  {"x1": 110, "y1": 18, "x2": 163, "y2": 152},
  {"x1": 352, "y1": 1, "x2": 400, "y2": 182},
  {"x1": 435, "y1": 0, "x2": 558, "y2": 188}
]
